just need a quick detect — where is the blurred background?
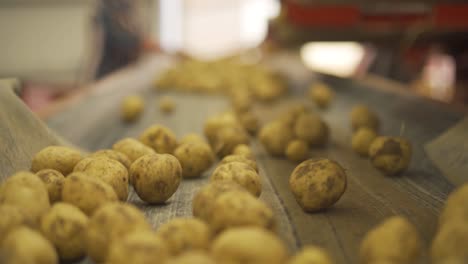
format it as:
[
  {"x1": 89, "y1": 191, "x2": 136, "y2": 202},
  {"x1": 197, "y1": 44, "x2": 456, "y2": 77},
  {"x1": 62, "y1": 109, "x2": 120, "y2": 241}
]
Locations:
[{"x1": 1, "y1": 0, "x2": 467, "y2": 113}]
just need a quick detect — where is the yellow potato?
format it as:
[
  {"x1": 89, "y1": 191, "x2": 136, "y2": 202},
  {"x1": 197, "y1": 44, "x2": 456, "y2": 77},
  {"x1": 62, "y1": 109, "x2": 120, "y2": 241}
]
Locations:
[
  {"x1": 431, "y1": 220, "x2": 468, "y2": 264},
  {"x1": 259, "y1": 121, "x2": 295, "y2": 156},
  {"x1": 40, "y1": 203, "x2": 88, "y2": 260},
  {"x1": 211, "y1": 162, "x2": 261, "y2": 197},
  {"x1": 277, "y1": 105, "x2": 307, "y2": 128},
  {"x1": 174, "y1": 142, "x2": 215, "y2": 178},
  {"x1": 166, "y1": 251, "x2": 216, "y2": 264},
  {"x1": 36, "y1": 169, "x2": 65, "y2": 204},
  {"x1": 289, "y1": 159, "x2": 347, "y2": 212},
  {"x1": 369, "y1": 136, "x2": 411, "y2": 175},
  {"x1": 179, "y1": 133, "x2": 207, "y2": 145},
  {"x1": 204, "y1": 112, "x2": 240, "y2": 143},
  {"x1": 159, "y1": 96, "x2": 176, "y2": 113},
  {"x1": 350, "y1": 104, "x2": 379, "y2": 131},
  {"x1": 139, "y1": 125, "x2": 178, "y2": 154},
  {"x1": 285, "y1": 140, "x2": 309, "y2": 162},
  {"x1": 0, "y1": 205, "x2": 30, "y2": 244},
  {"x1": 232, "y1": 144, "x2": 253, "y2": 158},
  {"x1": 121, "y1": 95, "x2": 144, "y2": 122},
  {"x1": 90, "y1": 149, "x2": 132, "y2": 169},
  {"x1": 31, "y1": 146, "x2": 82, "y2": 175},
  {"x1": 212, "y1": 126, "x2": 250, "y2": 158},
  {"x1": 230, "y1": 90, "x2": 253, "y2": 113},
  {"x1": 294, "y1": 113, "x2": 329, "y2": 147},
  {"x1": 220, "y1": 154, "x2": 258, "y2": 172},
  {"x1": 239, "y1": 111, "x2": 260, "y2": 135},
  {"x1": 112, "y1": 138, "x2": 156, "y2": 162},
  {"x1": 438, "y1": 183, "x2": 468, "y2": 227},
  {"x1": 351, "y1": 128, "x2": 378, "y2": 157},
  {"x1": 309, "y1": 83, "x2": 334, "y2": 109},
  {"x1": 288, "y1": 246, "x2": 334, "y2": 264}
]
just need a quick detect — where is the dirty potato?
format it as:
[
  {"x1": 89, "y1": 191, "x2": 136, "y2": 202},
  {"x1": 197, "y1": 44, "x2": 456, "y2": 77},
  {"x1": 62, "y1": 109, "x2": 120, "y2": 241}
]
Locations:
[
  {"x1": 179, "y1": 133, "x2": 207, "y2": 145},
  {"x1": 289, "y1": 159, "x2": 347, "y2": 212},
  {"x1": 121, "y1": 95, "x2": 144, "y2": 122},
  {"x1": 259, "y1": 121, "x2": 295, "y2": 156},
  {"x1": 204, "y1": 112, "x2": 240, "y2": 143},
  {"x1": 350, "y1": 105, "x2": 379, "y2": 131},
  {"x1": 159, "y1": 96, "x2": 176, "y2": 114},
  {"x1": 238, "y1": 111, "x2": 260, "y2": 135},
  {"x1": 139, "y1": 125, "x2": 178, "y2": 154},
  {"x1": 294, "y1": 113, "x2": 329, "y2": 147},
  {"x1": 167, "y1": 251, "x2": 216, "y2": 264},
  {"x1": 211, "y1": 162, "x2": 261, "y2": 197},
  {"x1": 220, "y1": 155, "x2": 258, "y2": 172},
  {"x1": 212, "y1": 126, "x2": 250, "y2": 158},
  {"x1": 351, "y1": 128, "x2": 378, "y2": 157},
  {"x1": 36, "y1": 169, "x2": 65, "y2": 204},
  {"x1": 31, "y1": 146, "x2": 82, "y2": 175},
  {"x1": 309, "y1": 83, "x2": 334, "y2": 109},
  {"x1": 130, "y1": 154, "x2": 182, "y2": 203},
  {"x1": 285, "y1": 140, "x2": 309, "y2": 162},
  {"x1": 288, "y1": 246, "x2": 334, "y2": 264},
  {"x1": 431, "y1": 220, "x2": 468, "y2": 264},
  {"x1": 438, "y1": 183, "x2": 468, "y2": 227},
  {"x1": 40, "y1": 203, "x2": 88, "y2": 260},
  {"x1": 369, "y1": 136, "x2": 411, "y2": 175},
  {"x1": 232, "y1": 144, "x2": 253, "y2": 158},
  {"x1": 174, "y1": 142, "x2": 215, "y2": 178},
  {"x1": 277, "y1": 105, "x2": 307, "y2": 128},
  {"x1": 0, "y1": 205, "x2": 30, "y2": 244},
  {"x1": 90, "y1": 149, "x2": 132, "y2": 169},
  {"x1": 112, "y1": 138, "x2": 156, "y2": 163}
]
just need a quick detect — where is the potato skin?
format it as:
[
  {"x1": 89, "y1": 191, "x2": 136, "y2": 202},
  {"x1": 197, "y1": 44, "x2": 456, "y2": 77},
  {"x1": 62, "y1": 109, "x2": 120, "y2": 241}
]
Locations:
[
  {"x1": 211, "y1": 162, "x2": 261, "y2": 197},
  {"x1": 121, "y1": 95, "x2": 144, "y2": 122},
  {"x1": 369, "y1": 137, "x2": 411, "y2": 175},
  {"x1": 294, "y1": 113, "x2": 329, "y2": 147},
  {"x1": 0, "y1": 205, "x2": 30, "y2": 244},
  {"x1": 90, "y1": 149, "x2": 132, "y2": 169},
  {"x1": 130, "y1": 154, "x2": 182, "y2": 203},
  {"x1": 86, "y1": 203, "x2": 152, "y2": 263},
  {"x1": 360, "y1": 216, "x2": 421, "y2": 264},
  {"x1": 36, "y1": 169, "x2": 65, "y2": 204},
  {"x1": 31, "y1": 146, "x2": 82, "y2": 175},
  {"x1": 277, "y1": 105, "x2": 307, "y2": 128},
  {"x1": 220, "y1": 154, "x2": 258, "y2": 172},
  {"x1": 350, "y1": 105, "x2": 379, "y2": 131},
  {"x1": 288, "y1": 246, "x2": 334, "y2": 264},
  {"x1": 159, "y1": 96, "x2": 176, "y2": 113},
  {"x1": 139, "y1": 125, "x2": 178, "y2": 154},
  {"x1": 259, "y1": 121, "x2": 295, "y2": 156},
  {"x1": 289, "y1": 159, "x2": 347, "y2": 212},
  {"x1": 112, "y1": 138, "x2": 156, "y2": 163},
  {"x1": 309, "y1": 83, "x2": 333, "y2": 109},
  {"x1": 61, "y1": 172, "x2": 118, "y2": 216},
  {"x1": 166, "y1": 251, "x2": 216, "y2": 264},
  {"x1": 211, "y1": 227, "x2": 288, "y2": 264},
  {"x1": 212, "y1": 126, "x2": 250, "y2": 158},
  {"x1": 232, "y1": 144, "x2": 253, "y2": 158},
  {"x1": 40, "y1": 203, "x2": 89, "y2": 260},
  {"x1": 351, "y1": 128, "x2": 378, "y2": 157},
  {"x1": 438, "y1": 183, "x2": 468, "y2": 227},
  {"x1": 0, "y1": 226, "x2": 58, "y2": 264},
  {"x1": 174, "y1": 142, "x2": 215, "y2": 178},
  {"x1": 431, "y1": 220, "x2": 468, "y2": 264},
  {"x1": 239, "y1": 111, "x2": 260, "y2": 135},
  {"x1": 286, "y1": 140, "x2": 309, "y2": 162},
  {"x1": 204, "y1": 112, "x2": 240, "y2": 143},
  {"x1": 179, "y1": 133, "x2": 206, "y2": 145}
]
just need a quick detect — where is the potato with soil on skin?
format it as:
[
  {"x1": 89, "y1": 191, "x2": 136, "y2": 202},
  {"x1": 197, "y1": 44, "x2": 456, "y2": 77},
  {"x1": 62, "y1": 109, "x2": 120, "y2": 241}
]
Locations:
[
  {"x1": 289, "y1": 158, "x2": 347, "y2": 212},
  {"x1": 351, "y1": 127, "x2": 378, "y2": 157},
  {"x1": 309, "y1": 82, "x2": 334, "y2": 109},
  {"x1": 294, "y1": 113, "x2": 329, "y2": 147},
  {"x1": 232, "y1": 144, "x2": 253, "y2": 158},
  {"x1": 0, "y1": 226, "x2": 58, "y2": 264},
  {"x1": 73, "y1": 156, "x2": 129, "y2": 201},
  {"x1": 204, "y1": 112, "x2": 240, "y2": 143},
  {"x1": 156, "y1": 218, "x2": 212, "y2": 255},
  {"x1": 350, "y1": 104, "x2": 379, "y2": 132},
  {"x1": 0, "y1": 205, "x2": 31, "y2": 244},
  {"x1": 259, "y1": 120, "x2": 295, "y2": 156},
  {"x1": 211, "y1": 162, "x2": 261, "y2": 197},
  {"x1": 36, "y1": 169, "x2": 65, "y2": 204},
  {"x1": 211, "y1": 227, "x2": 288, "y2": 264},
  {"x1": 179, "y1": 133, "x2": 207, "y2": 145},
  {"x1": 61, "y1": 172, "x2": 118, "y2": 216},
  {"x1": 0, "y1": 171, "x2": 50, "y2": 226},
  {"x1": 106, "y1": 231, "x2": 169, "y2": 264},
  {"x1": 285, "y1": 140, "x2": 309, "y2": 162},
  {"x1": 230, "y1": 90, "x2": 253, "y2": 113},
  {"x1": 220, "y1": 154, "x2": 258, "y2": 172},
  {"x1": 112, "y1": 137, "x2": 156, "y2": 163},
  {"x1": 86, "y1": 203, "x2": 152, "y2": 263},
  {"x1": 159, "y1": 96, "x2": 176, "y2": 113},
  {"x1": 238, "y1": 111, "x2": 260, "y2": 135},
  {"x1": 277, "y1": 105, "x2": 308, "y2": 127},
  {"x1": 288, "y1": 246, "x2": 334, "y2": 264},
  {"x1": 90, "y1": 149, "x2": 132, "y2": 169},
  {"x1": 438, "y1": 183, "x2": 468, "y2": 227},
  {"x1": 130, "y1": 153, "x2": 182, "y2": 204},
  {"x1": 431, "y1": 220, "x2": 468, "y2": 264},
  {"x1": 174, "y1": 142, "x2": 215, "y2": 178},
  {"x1": 121, "y1": 95, "x2": 144, "y2": 122},
  {"x1": 31, "y1": 145, "x2": 83, "y2": 175},
  {"x1": 40, "y1": 203, "x2": 88, "y2": 260},
  {"x1": 360, "y1": 216, "x2": 421, "y2": 264},
  {"x1": 369, "y1": 136, "x2": 411, "y2": 176},
  {"x1": 167, "y1": 251, "x2": 216, "y2": 264},
  {"x1": 139, "y1": 125, "x2": 178, "y2": 154},
  {"x1": 212, "y1": 126, "x2": 250, "y2": 158}
]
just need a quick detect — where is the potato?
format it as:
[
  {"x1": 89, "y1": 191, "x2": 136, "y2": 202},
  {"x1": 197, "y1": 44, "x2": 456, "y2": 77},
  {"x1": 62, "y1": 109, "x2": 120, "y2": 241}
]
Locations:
[
  {"x1": 369, "y1": 136, "x2": 411, "y2": 175},
  {"x1": 351, "y1": 128, "x2": 378, "y2": 157},
  {"x1": 285, "y1": 140, "x2": 309, "y2": 162},
  {"x1": 259, "y1": 121, "x2": 295, "y2": 156},
  {"x1": 211, "y1": 162, "x2": 261, "y2": 197},
  {"x1": 31, "y1": 145, "x2": 82, "y2": 175},
  {"x1": 350, "y1": 105, "x2": 379, "y2": 131},
  {"x1": 294, "y1": 113, "x2": 329, "y2": 147},
  {"x1": 174, "y1": 142, "x2": 215, "y2": 178},
  {"x1": 239, "y1": 111, "x2": 259, "y2": 135},
  {"x1": 90, "y1": 149, "x2": 132, "y2": 169},
  {"x1": 86, "y1": 203, "x2": 152, "y2": 263},
  {"x1": 192, "y1": 182, "x2": 246, "y2": 221},
  {"x1": 439, "y1": 184, "x2": 468, "y2": 227},
  {"x1": 289, "y1": 159, "x2": 347, "y2": 212},
  {"x1": 139, "y1": 125, "x2": 178, "y2": 154},
  {"x1": 431, "y1": 220, "x2": 468, "y2": 264},
  {"x1": 179, "y1": 133, "x2": 206, "y2": 145},
  {"x1": 113, "y1": 137, "x2": 156, "y2": 163},
  {"x1": 0, "y1": 171, "x2": 50, "y2": 225},
  {"x1": 220, "y1": 154, "x2": 258, "y2": 172},
  {"x1": 277, "y1": 105, "x2": 307, "y2": 128},
  {"x1": 61, "y1": 172, "x2": 118, "y2": 216},
  {"x1": 204, "y1": 112, "x2": 240, "y2": 143},
  {"x1": 121, "y1": 95, "x2": 144, "y2": 122},
  {"x1": 212, "y1": 126, "x2": 250, "y2": 158},
  {"x1": 288, "y1": 246, "x2": 334, "y2": 264},
  {"x1": 36, "y1": 169, "x2": 65, "y2": 204},
  {"x1": 360, "y1": 216, "x2": 421, "y2": 264},
  {"x1": 40, "y1": 203, "x2": 88, "y2": 260},
  {"x1": 159, "y1": 96, "x2": 176, "y2": 113},
  {"x1": 211, "y1": 227, "x2": 288, "y2": 264},
  {"x1": 309, "y1": 83, "x2": 334, "y2": 109},
  {"x1": 156, "y1": 218, "x2": 211, "y2": 255},
  {"x1": 0, "y1": 205, "x2": 30, "y2": 244},
  {"x1": 130, "y1": 153, "x2": 182, "y2": 203},
  {"x1": 74, "y1": 157, "x2": 129, "y2": 201},
  {"x1": 167, "y1": 251, "x2": 216, "y2": 264},
  {"x1": 106, "y1": 231, "x2": 169, "y2": 264},
  {"x1": 0, "y1": 227, "x2": 58, "y2": 264},
  {"x1": 232, "y1": 144, "x2": 253, "y2": 158},
  {"x1": 230, "y1": 90, "x2": 253, "y2": 113}
]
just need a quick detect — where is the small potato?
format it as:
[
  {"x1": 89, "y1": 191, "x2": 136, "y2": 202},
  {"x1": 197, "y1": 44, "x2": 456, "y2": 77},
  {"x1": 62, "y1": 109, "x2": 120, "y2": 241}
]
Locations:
[
  {"x1": 61, "y1": 172, "x2": 118, "y2": 216},
  {"x1": 230, "y1": 90, "x2": 253, "y2": 113},
  {"x1": 220, "y1": 155, "x2": 258, "y2": 172},
  {"x1": 259, "y1": 121, "x2": 295, "y2": 156},
  {"x1": 239, "y1": 111, "x2": 260, "y2": 135},
  {"x1": 277, "y1": 105, "x2": 307, "y2": 128},
  {"x1": 438, "y1": 184, "x2": 468, "y2": 227},
  {"x1": 350, "y1": 105, "x2": 379, "y2": 131},
  {"x1": 40, "y1": 203, "x2": 88, "y2": 260},
  {"x1": 0, "y1": 171, "x2": 50, "y2": 226},
  {"x1": 0, "y1": 205, "x2": 30, "y2": 244},
  {"x1": 179, "y1": 133, "x2": 206, "y2": 145},
  {"x1": 351, "y1": 128, "x2": 378, "y2": 157},
  {"x1": 112, "y1": 137, "x2": 156, "y2": 162},
  {"x1": 212, "y1": 126, "x2": 250, "y2": 158},
  {"x1": 360, "y1": 216, "x2": 421, "y2": 264},
  {"x1": 285, "y1": 140, "x2": 309, "y2": 162},
  {"x1": 431, "y1": 220, "x2": 468, "y2": 264},
  {"x1": 106, "y1": 231, "x2": 169, "y2": 264},
  {"x1": 174, "y1": 142, "x2": 215, "y2": 178},
  {"x1": 211, "y1": 227, "x2": 288, "y2": 264},
  {"x1": 139, "y1": 125, "x2": 178, "y2": 154},
  {"x1": 309, "y1": 83, "x2": 334, "y2": 109},
  {"x1": 294, "y1": 113, "x2": 329, "y2": 147},
  {"x1": 211, "y1": 162, "x2": 261, "y2": 197},
  {"x1": 156, "y1": 218, "x2": 212, "y2": 255},
  {"x1": 289, "y1": 159, "x2": 347, "y2": 212},
  {"x1": 232, "y1": 144, "x2": 253, "y2": 158},
  {"x1": 31, "y1": 145, "x2": 82, "y2": 175},
  {"x1": 369, "y1": 136, "x2": 411, "y2": 175},
  {"x1": 121, "y1": 95, "x2": 144, "y2": 122},
  {"x1": 74, "y1": 157, "x2": 129, "y2": 201},
  {"x1": 1, "y1": 227, "x2": 58, "y2": 264},
  {"x1": 167, "y1": 251, "x2": 216, "y2": 264},
  {"x1": 90, "y1": 149, "x2": 132, "y2": 169},
  {"x1": 159, "y1": 96, "x2": 176, "y2": 113},
  {"x1": 36, "y1": 169, "x2": 65, "y2": 204},
  {"x1": 192, "y1": 182, "x2": 246, "y2": 221},
  {"x1": 130, "y1": 154, "x2": 182, "y2": 203},
  {"x1": 207, "y1": 190, "x2": 274, "y2": 233},
  {"x1": 288, "y1": 246, "x2": 334, "y2": 264},
  {"x1": 204, "y1": 112, "x2": 240, "y2": 143},
  {"x1": 86, "y1": 203, "x2": 152, "y2": 263}
]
